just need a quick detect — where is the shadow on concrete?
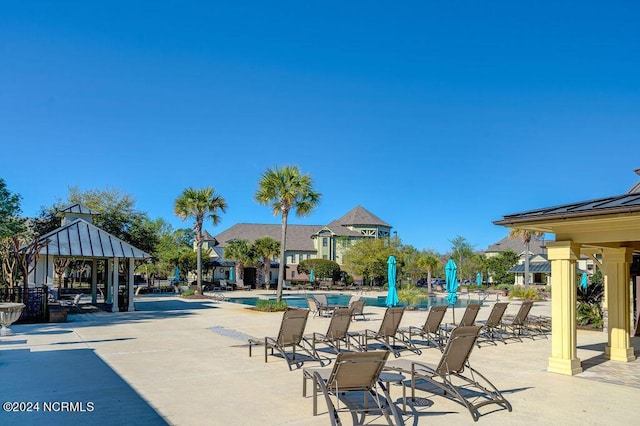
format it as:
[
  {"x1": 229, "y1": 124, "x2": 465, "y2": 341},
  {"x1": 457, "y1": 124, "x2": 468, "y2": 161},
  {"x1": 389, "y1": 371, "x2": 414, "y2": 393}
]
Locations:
[{"x1": 0, "y1": 348, "x2": 167, "y2": 425}]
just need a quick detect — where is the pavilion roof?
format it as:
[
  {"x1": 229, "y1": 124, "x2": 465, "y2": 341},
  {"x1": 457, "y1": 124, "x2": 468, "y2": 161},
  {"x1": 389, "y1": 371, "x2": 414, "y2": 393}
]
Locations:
[{"x1": 37, "y1": 218, "x2": 151, "y2": 259}]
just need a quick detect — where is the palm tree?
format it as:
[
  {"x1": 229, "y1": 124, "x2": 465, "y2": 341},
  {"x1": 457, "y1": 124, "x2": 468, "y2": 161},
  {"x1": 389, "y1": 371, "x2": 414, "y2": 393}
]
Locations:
[
  {"x1": 508, "y1": 228, "x2": 544, "y2": 290},
  {"x1": 174, "y1": 187, "x2": 227, "y2": 295},
  {"x1": 252, "y1": 236, "x2": 281, "y2": 289},
  {"x1": 417, "y1": 252, "x2": 440, "y2": 293},
  {"x1": 224, "y1": 239, "x2": 253, "y2": 283},
  {"x1": 255, "y1": 165, "x2": 321, "y2": 301}
]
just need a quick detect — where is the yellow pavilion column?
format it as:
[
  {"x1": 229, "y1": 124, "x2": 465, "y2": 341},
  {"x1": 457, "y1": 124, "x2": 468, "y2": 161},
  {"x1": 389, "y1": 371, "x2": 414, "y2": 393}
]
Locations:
[
  {"x1": 602, "y1": 247, "x2": 636, "y2": 362},
  {"x1": 547, "y1": 241, "x2": 582, "y2": 375}
]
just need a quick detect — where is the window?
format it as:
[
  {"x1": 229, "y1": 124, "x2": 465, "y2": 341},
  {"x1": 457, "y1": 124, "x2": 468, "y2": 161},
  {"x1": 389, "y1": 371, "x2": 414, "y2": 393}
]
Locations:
[{"x1": 322, "y1": 237, "x2": 328, "y2": 247}]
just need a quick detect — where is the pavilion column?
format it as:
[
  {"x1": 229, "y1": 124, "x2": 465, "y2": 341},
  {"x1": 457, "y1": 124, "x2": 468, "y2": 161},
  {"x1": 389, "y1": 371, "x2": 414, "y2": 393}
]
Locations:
[
  {"x1": 112, "y1": 257, "x2": 120, "y2": 313},
  {"x1": 91, "y1": 259, "x2": 98, "y2": 304},
  {"x1": 106, "y1": 259, "x2": 112, "y2": 304},
  {"x1": 128, "y1": 258, "x2": 135, "y2": 312},
  {"x1": 602, "y1": 248, "x2": 635, "y2": 362},
  {"x1": 547, "y1": 241, "x2": 582, "y2": 375}
]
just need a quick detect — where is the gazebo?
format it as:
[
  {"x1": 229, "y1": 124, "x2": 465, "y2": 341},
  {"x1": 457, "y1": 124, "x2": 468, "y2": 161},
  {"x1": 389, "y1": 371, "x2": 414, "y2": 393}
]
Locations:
[
  {"x1": 29, "y1": 204, "x2": 151, "y2": 313},
  {"x1": 494, "y1": 169, "x2": 640, "y2": 375}
]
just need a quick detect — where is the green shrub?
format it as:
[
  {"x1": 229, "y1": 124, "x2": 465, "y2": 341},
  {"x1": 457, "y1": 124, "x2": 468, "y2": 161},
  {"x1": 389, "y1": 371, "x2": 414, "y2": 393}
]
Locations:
[
  {"x1": 508, "y1": 287, "x2": 541, "y2": 301},
  {"x1": 255, "y1": 299, "x2": 288, "y2": 312},
  {"x1": 398, "y1": 285, "x2": 428, "y2": 308},
  {"x1": 181, "y1": 289, "x2": 195, "y2": 296},
  {"x1": 577, "y1": 281, "x2": 603, "y2": 327}
]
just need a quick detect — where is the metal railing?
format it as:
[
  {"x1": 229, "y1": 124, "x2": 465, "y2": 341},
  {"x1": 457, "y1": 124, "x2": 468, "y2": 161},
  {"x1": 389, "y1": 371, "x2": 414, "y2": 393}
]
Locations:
[{"x1": 0, "y1": 285, "x2": 48, "y2": 323}]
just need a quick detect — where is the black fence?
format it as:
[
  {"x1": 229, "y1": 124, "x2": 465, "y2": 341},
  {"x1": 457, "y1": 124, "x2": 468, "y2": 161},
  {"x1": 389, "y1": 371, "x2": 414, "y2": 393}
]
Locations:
[{"x1": 0, "y1": 285, "x2": 48, "y2": 323}]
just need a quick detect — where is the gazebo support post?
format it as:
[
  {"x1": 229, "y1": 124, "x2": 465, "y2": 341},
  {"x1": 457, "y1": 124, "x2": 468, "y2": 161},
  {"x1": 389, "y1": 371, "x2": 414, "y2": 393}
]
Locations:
[
  {"x1": 602, "y1": 248, "x2": 636, "y2": 362},
  {"x1": 128, "y1": 258, "x2": 135, "y2": 312},
  {"x1": 106, "y1": 260, "x2": 112, "y2": 305},
  {"x1": 547, "y1": 241, "x2": 582, "y2": 376},
  {"x1": 112, "y1": 257, "x2": 119, "y2": 313},
  {"x1": 91, "y1": 259, "x2": 98, "y2": 304}
]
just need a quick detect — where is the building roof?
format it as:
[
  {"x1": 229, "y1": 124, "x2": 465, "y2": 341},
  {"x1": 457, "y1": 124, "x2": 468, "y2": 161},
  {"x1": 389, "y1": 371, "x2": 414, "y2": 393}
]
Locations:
[
  {"x1": 507, "y1": 262, "x2": 551, "y2": 274},
  {"x1": 37, "y1": 218, "x2": 151, "y2": 259},
  {"x1": 55, "y1": 203, "x2": 100, "y2": 217},
  {"x1": 494, "y1": 193, "x2": 640, "y2": 226},
  {"x1": 486, "y1": 235, "x2": 546, "y2": 255},
  {"x1": 214, "y1": 223, "x2": 324, "y2": 251},
  {"x1": 212, "y1": 206, "x2": 392, "y2": 252},
  {"x1": 324, "y1": 205, "x2": 391, "y2": 236}
]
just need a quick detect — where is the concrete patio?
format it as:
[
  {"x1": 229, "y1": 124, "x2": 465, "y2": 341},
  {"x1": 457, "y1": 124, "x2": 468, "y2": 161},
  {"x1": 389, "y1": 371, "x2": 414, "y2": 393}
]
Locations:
[{"x1": 1, "y1": 292, "x2": 638, "y2": 425}]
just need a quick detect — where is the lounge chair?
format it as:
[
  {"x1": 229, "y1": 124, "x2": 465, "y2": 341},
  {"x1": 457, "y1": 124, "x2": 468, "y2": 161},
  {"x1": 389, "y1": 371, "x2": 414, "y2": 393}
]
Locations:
[
  {"x1": 501, "y1": 301, "x2": 535, "y2": 341},
  {"x1": 398, "y1": 305, "x2": 447, "y2": 350},
  {"x1": 349, "y1": 299, "x2": 367, "y2": 321},
  {"x1": 234, "y1": 278, "x2": 251, "y2": 291},
  {"x1": 303, "y1": 307, "x2": 354, "y2": 354},
  {"x1": 440, "y1": 303, "x2": 481, "y2": 342},
  {"x1": 302, "y1": 350, "x2": 403, "y2": 425},
  {"x1": 348, "y1": 306, "x2": 420, "y2": 357},
  {"x1": 248, "y1": 308, "x2": 322, "y2": 370},
  {"x1": 62, "y1": 293, "x2": 83, "y2": 312},
  {"x1": 385, "y1": 325, "x2": 512, "y2": 422},
  {"x1": 314, "y1": 294, "x2": 332, "y2": 309},
  {"x1": 307, "y1": 297, "x2": 332, "y2": 318},
  {"x1": 475, "y1": 302, "x2": 509, "y2": 346},
  {"x1": 218, "y1": 280, "x2": 232, "y2": 291}
]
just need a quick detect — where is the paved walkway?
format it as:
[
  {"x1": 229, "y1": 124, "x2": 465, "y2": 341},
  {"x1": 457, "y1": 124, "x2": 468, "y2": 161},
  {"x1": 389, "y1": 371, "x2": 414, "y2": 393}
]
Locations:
[{"x1": 1, "y1": 292, "x2": 639, "y2": 425}]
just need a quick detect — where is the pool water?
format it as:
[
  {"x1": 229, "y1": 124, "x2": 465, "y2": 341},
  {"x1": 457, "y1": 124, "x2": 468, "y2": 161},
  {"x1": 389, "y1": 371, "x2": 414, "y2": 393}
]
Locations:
[{"x1": 225, "y1": 293, "x2": 481, "y2": 310}]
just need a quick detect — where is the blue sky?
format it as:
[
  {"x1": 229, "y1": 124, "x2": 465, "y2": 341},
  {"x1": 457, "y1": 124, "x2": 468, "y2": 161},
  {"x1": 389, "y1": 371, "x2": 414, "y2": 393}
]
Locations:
[{"x1": 2, "y1": 1, "x2": 639, "y2": 253}]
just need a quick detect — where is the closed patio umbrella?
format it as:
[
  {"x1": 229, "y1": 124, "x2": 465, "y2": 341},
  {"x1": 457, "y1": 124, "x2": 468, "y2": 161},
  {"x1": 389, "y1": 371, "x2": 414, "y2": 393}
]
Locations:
[
  {"x1": 476, "y1": 272, "x2": 482, "y2": 287},
  {"x1": 446, "y1": 259, "x2": 458, "y2": 322},
  {"x1": 229, "y1": 266, "x2": 235, "y2": 282},
  {"x1": 309, "y1": 269, "x2": 315, "y2": 283},
  {"x1": 580, "y1": 272, "x2": 588, "y2": 289},
  {"x1": 386, "y1": 255, "x2": 399, "y2": 307},
  {"x1": 174, "y1": 266, "x2": 180, "y2": 284}
]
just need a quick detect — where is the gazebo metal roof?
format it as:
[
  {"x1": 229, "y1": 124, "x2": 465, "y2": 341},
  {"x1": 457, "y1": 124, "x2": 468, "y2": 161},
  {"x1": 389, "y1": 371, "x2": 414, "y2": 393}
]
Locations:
[{"x1": 37, "y1": 218, "x2": 151, "y2": 259}]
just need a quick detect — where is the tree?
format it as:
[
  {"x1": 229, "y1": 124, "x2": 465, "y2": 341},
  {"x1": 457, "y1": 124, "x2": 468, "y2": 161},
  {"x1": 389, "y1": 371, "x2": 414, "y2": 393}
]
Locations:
[
  {"x1": 174, "y1": 187, "x2": 227, "y2": 294},
  {"x1": 0, "y1": 178, "x2": 25, "y2": 239},
  {"x1": 417, "y1": 251, "x2": 441, "y2": 293},
  {"x1": 224, "y1": 239, "x2": 254, "y2": 282},
  {"x1": 255, "y1": 165, "x2": 321, "y2": 301},
  {"x1": 486, "y1": 250, "x2": 519, "y2": 285},
  {"x1": 449, "y1": 235, "x2": 475, "y2": 281},
  {"x1": 342, "y1": 238, "x2": 394, "y2": 286},
  {"x1": 508, "y1": 229, "x2": 544, "y2": 290},
  {"x1": 297, "y1": 258, "x2": 341, "y2": 283},
  {"x1": 252, "y1": 236, "x2": 280, "y2": 288}
]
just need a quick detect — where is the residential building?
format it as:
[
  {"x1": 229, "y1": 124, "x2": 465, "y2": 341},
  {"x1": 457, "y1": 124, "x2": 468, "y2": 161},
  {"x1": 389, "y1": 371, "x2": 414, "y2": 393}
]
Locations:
[{"x1": 202, "y1": 206, "x2": 392, "y2": 286}]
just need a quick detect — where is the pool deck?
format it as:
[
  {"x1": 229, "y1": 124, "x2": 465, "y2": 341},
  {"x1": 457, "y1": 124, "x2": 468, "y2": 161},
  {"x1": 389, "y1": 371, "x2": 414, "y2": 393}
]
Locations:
[{"x1": 1, "y1": 290, "x2": 638, "y2": 425}]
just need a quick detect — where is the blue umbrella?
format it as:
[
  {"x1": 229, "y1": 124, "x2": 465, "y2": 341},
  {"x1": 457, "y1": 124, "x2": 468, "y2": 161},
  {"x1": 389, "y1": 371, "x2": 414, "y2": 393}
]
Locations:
[
  {"x1": 476, "y1": 272, "x2": 482, "y2": 287},
  {"x1": 580, "y1": 272, "x2": 588, "y2": 289},
  {"x1": 174, "y1": 266, "x2": 180, "y2": 284},
  {"x1": 309, "y1": 269, "x2": 315, "y2": 283},
  {"x1": 229, "y1": 266, "x2": 234, "y2": 282},
  {"x1": 446, "y1": 259, "x2": 459, "y2": 321},
  {"x1": 386, "y1": 255, "x2": 399, "y2": 307}
]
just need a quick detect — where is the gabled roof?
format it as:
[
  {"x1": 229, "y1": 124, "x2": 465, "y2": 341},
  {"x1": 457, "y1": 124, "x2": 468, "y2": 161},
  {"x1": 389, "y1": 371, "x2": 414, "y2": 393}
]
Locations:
[
  {"x1": 486, "y1": 235, "x2": 546, "y2": 255},
  {"x1": 214, "y1": 223, "x2": 324, "y2": 251},
  {"x1": 55, "y1": 203, "x2": 100, "y2": 217},
  {"x1": 325, "y1": 206, "x2": 391, "y2": 236},
  {"x1": 37, "y1": 218, "x2": 151, "y2": 259},
  {"x1": 628, "y1": 169, "x2": 640, "y2": 194}
]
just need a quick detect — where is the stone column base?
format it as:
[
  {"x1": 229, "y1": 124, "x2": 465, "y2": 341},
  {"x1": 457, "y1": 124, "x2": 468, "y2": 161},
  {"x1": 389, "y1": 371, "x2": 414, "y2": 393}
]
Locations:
[{"x1": 547, "y1": 357, "x2": 583, "y2": 376}]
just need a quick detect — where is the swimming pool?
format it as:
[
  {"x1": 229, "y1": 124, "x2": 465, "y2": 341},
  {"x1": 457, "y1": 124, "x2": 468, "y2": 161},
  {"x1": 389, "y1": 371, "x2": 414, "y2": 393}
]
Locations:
[{"x1": 225, "y1": 293, "x2": 482, "y2": 310}]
